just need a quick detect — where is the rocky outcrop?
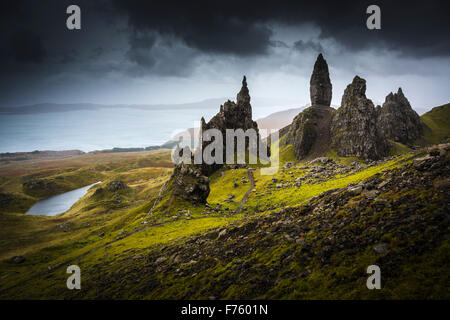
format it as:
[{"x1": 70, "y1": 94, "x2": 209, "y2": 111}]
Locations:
[
  {"x1": 106, "y1": 180, "x2": 128, "y2": 192},
  {"x1": 330, "y1": 76, "x2": 388, "y2": 160},
  {"x1": 284, "y1": 54, "x2": 334, "y2": 160},
  {"x1": 378, "y1": 88, "x2": 423, "y2": 145},
  {"x1": 22, "y1": 179, "x2": 58, "y2": 197},
  {"x1": 172, "y1": 163, "x2": 210, "y2": 205},
  {"x1": 170, "y1": 76, "x2": 263, "y2": 204},
  {"x1": 283, "y1": 54, "x2": 425, "y2": 161},
  {"x1": 197, "y1": 76, "x2": 265, "y2": 176},
  {"x1": 285, "y1": 106, "x2": 334, "y2": 160},
  {"x1": 203, "y1": 76, "x2": 256, "y2": 134},
  {"x1": 310, "y1": 53, "x2": 332, "y2": 106}
]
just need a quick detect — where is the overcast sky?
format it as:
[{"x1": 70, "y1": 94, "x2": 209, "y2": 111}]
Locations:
[{"x1": 0, "y1": 0, "x2": 449, "y2": 114}]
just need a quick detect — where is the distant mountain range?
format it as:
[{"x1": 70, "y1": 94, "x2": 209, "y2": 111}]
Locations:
[
  {"x1": 0, "y1": 99, "x2": 227, "y2": 114},
  {"x1": 0, "y1": 97, "x2": 300, "y2": 115}
]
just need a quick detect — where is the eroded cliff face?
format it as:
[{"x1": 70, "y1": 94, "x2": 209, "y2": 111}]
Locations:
[
  {"x1": 378, "y1": 88, "x2": 423, "y2": 145},
  {"x1": 330, "y1": 76, "x2": 388, "y2": 160}
]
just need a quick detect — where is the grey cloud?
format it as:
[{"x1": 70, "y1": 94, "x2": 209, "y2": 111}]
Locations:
[{"x1": 293, "y1": 40, "x2": 325, "y2": 54}]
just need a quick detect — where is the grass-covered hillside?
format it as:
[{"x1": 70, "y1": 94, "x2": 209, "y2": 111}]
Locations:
[
  {"x1": 0, "y1": 150, "x2": 172, "y2": 214},
  {"x1": 421, "y1": 103, "x2": 450, "y2": 144},
  {"x1": 0, "y1": 140, "x2": 448, "y2": 299},
  {"x1": 0, "y1": 104, "x2": 449, "y2": 300}
]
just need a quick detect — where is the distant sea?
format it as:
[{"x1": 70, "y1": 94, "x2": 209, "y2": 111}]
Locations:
[{"x1": 0, "y1": 104, "x2": 285, "y2": 153}]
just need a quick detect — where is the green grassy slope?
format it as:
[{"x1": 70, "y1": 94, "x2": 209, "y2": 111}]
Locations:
[
  {"x1": 1, "y1": 145, "x2": 448, "y2": 299},
  {"x1": 0, "y1": 107, "x2": 449, "y2": 299},
  {"x1": 0, "y1": 150, "x2": 172, "y2": 214},
  {"x1": 421, "y1": 103, "x2": 450, "y2": 144}
]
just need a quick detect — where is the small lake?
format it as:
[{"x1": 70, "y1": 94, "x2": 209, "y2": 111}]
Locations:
[{"x1": 26, "y1": 181, "x2": 101, "y2": 216}]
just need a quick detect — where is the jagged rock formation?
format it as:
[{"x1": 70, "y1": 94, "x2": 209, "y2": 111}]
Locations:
[
  {"x1": 202, "y1": 76, "x2": 256, "y2": 134},
  {"x1": 378, "y1": 88, "x2": 423, "y2": 145},
  {"x1": 285, "y1": 54, "x2": 334, "y2": 160},
  {"x1": 330, "y1": 76, "x2": 388, "y2": 160},
  {"x1": 197, "y1": 76, "x2": 264, "y2": 176},
  {"x1": 169, "y1": 76, "x2": 263, "y2": 204},
  {"x1": 283, "y1": 54, "x2": 424, "y2": 161},
  {"x1": 310, "y1": 53, "x2": 332, "y2": 106}
]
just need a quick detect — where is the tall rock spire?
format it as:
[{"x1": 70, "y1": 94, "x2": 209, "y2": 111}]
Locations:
[
  {"x1": 310, "y1": 53, "x2": 332, "y2": 106},
  {"x1": 237, "y1": 75, "x2": 250, "y2": 105}
]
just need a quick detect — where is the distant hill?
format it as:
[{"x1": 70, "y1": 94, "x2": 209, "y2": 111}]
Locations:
[
  {"x1": 421, "y1": 103, "x2": 450, "y2": 144},
  {"x1": 256, "y1": 107, "x2": 305, "y2": 138},
  {"x1": 0, "y1": 97, "x2": 299, "y2": 115},
  {"x1": 0, "y1": 150, "x2": 84, "y2": 162},
  {"x1": 0, "y1": 99, "x2": 229, "y2": 115}
]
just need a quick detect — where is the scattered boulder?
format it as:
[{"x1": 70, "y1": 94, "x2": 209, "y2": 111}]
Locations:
[
  {"x1": 373, "y1": 243, "x2": 389, "y2": 254},
  {"x1": 309, "y1": 157, "x2": 334, "y2": 165},
  {"x1": 217, "y1": 229, "x2": 227, "y2": 239},
  {"x1": 348, "y1": 185, "x2": 363, "y2": 194},
  {"x1": 11, "y1": 256, "x2": 26, "y2": 264},
  {"x1": 365, "y1": 190, "x2": 380, "y2": 199},
  {"x1": 155, "y1": 256, "x2": 167, "y2": 265}
]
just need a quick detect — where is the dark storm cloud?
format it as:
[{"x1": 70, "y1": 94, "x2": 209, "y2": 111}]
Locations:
[
  {"x1": 127, "y1": 31, "x2": 158, "y2": 67},
  {"x1": 112, "y1": 0, "x2": 450, "y2": 57},
  {"x1": 294, "y1": 40, "x2": 325, "y2": 54},
  {"x1": 0, "y1": 1, "x2": 45, "y2": 64},
  {"x1": 10, "y1": 29, "x2": 46, "y2": 63},
  {"x1": 1, "y1": 0, "x2": 448, "y2": 73},
  {"x1": 0, "y1": 0, "x2": 448, "y2": 109},
  {"x1": 112, "y1": 0, "x2": 273, "y2": 56}
]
